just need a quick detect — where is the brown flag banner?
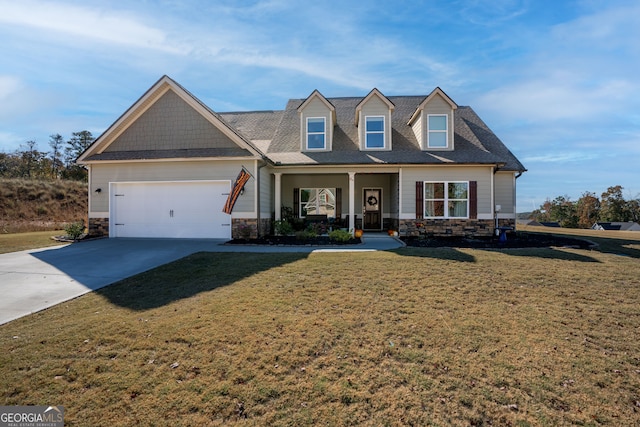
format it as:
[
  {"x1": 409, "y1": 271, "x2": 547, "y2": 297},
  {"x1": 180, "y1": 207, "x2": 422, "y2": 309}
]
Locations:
[{"x1": 222, "y1": 167, "x2": 251, "y2": 214}]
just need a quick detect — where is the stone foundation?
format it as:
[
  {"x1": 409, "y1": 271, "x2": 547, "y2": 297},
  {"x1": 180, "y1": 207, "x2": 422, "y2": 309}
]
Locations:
[
  {"x1": 400, "y1": 218, "x2": 515, "y2": 238},
  {"x1": 88, "y1": 217, "x2": 109, "y2": 237},
  {"x1": 232, "y1": 218, "x2": 259, "y2": 239}
]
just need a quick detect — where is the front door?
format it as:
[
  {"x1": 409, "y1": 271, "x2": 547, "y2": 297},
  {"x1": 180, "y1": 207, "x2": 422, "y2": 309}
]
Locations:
[{"x1": 363, "y1": 188, "x2": 382, "y2": 230}]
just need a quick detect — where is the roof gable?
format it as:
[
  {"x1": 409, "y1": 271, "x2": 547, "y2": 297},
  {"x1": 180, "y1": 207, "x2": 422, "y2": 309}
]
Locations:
[
  {"x1": 408, "y1": 87, "x2": 458, "y2": 126},
  {"x1": 355, "y1": 88, "x2": 395, "y2": 125},
  {"x1": 298, "y1": 90, "x2": 336, "y2": 114},
  {"x1": 78, "y1": 75, "x2": 263, "y2": 163}
]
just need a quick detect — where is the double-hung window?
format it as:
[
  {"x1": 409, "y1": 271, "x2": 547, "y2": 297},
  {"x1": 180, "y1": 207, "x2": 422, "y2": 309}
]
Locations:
[
  {"x1": 424, "y1": 182, "x2": 468, "y2": 218},
  {"x1": 300, "y1": 188, "x2": 336, "y2": 218},
  {"x1": 307, "y1": 117, "x2": 326, "y2": 150},
  {"x1": 427, "y1": 114, "x2": 448, "y2": 148},
  {"x1": 365, "y1": 116, "x2": 385, "y2": 149}
]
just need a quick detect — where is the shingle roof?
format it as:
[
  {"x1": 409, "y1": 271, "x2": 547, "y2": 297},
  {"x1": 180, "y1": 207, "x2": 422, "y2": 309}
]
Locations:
[
  {"x1": 83, "y1": 147, "x2": 253, "y2": 161},
  {"x1": 82, "y1": 77, "x2": 525, "y2": 172},
  {"x1": 219, "y1": 95, "x2": 525, "y2": 171}
]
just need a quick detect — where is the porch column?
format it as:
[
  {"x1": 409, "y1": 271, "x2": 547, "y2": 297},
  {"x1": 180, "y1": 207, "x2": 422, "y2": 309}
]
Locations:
[
  {"x1": 274, "y1": 173, "x2": 282, "y2": 221},
  {"x1": 348, "y1": 172, "x2": 356, "y2": 233}
]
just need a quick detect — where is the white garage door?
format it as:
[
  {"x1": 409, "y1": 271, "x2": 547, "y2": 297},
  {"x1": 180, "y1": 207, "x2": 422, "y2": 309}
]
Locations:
[{"x1": 110, "y1": 181, "x2": 231, "y2": 238}]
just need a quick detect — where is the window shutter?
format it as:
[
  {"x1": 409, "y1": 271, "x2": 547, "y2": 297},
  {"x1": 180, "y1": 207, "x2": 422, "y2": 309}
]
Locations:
[
  {"x1": 415, "y1": 181, "x2": 424, "y2": 219},
  {"x1": 469, "y1": 181, "x2": 477, "y2": 219},
  {"x1": 293, "y1": 188, "x2": 299, "y2": 217},
  {"x1": 335, "y1": 188, "x2": 342, "y2": 219}
]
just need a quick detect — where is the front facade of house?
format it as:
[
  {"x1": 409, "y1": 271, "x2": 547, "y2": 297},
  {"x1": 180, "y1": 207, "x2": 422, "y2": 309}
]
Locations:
[{"x1": 78, "y1": 76, "x2": 526, "y2": 239}]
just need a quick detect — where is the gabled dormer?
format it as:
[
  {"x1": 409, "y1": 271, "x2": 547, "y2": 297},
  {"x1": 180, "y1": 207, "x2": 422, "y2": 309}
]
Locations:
[
  {"x1": 408, "y1": 87, "x2": 457, "y2": 151},
  {"x1": 355, "y1": 88, "x2": 395, "y2": 151},
  {"x1": 298, "y1": 90, "x2": 336, "y2": 152}
]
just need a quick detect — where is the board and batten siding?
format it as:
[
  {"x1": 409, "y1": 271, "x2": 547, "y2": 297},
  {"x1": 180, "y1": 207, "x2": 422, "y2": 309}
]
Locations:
[
  {"x1": 400, "y1": 166, "x2": 493, "y2": 218},
  {"x1": 494, "y1": 172, "x2": 516, "y2": 215},
  {"x1": 299, "y1": 97, "x2": 333, "y2": 151},
  {"x1": 89, "y1": 160, "x2": 255, "y2": 215}
]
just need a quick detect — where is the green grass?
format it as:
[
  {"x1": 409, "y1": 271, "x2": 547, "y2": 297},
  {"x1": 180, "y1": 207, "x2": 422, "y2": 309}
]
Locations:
[
  {"x1": 2, "y1": 241, "x2": 640, "y2": 425},
  {"x1": 0, "y1": 230, "x2": 66, "y2": 254}
]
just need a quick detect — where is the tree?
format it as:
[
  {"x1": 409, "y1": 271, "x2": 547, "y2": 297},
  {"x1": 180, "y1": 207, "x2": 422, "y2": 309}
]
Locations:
[
  {"x1": 600, "y1": 185, "x2": 628, "y2": 222},
  {"x1": 48, "y1": 133, "x2": 64, "y2": 179},
  {"x1": 64, "y1": 130, "x2": 94, "y2": 166},
  {"x1": 62, "y1": 131, "x2": 94, "y2": 181},
  {"x1": 576, "y1": 192, "x2": 600, "y2": 228},
  {"x1": 549, "y1": 195, "x2": 578, "y2": 228},
  {"x1": 18, "y1": 140, "x2": 49, "y2": 179},
  {"x1": 626, "y1": 197, "x2": 640, "y2": 222}
]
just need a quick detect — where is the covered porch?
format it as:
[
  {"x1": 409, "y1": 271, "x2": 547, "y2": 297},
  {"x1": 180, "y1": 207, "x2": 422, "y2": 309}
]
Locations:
[{"x1": 272, "y1": 168, "x2": 400, "y2": 232}]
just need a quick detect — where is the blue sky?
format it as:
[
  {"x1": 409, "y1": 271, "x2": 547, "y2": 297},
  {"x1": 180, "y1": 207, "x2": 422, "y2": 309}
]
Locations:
[{"x1": 1, "y1": 0, "x2": 638, "y2": 211}]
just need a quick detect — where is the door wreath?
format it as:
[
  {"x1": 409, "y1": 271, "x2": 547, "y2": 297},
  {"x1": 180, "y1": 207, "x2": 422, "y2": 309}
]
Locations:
[{"x1": 367, "y1": 195, "x2": 378, "y2": 206}]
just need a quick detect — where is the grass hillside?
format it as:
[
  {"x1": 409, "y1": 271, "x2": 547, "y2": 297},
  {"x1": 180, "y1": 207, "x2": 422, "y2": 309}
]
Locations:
[{"x1": 0, "y1": 178, "x2": 87, "y2": 233}]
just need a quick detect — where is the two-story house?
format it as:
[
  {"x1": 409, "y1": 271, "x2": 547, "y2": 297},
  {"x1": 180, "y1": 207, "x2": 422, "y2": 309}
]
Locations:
[{"x1": 78, "y1": 75, "x2": 526, "y2": 239}]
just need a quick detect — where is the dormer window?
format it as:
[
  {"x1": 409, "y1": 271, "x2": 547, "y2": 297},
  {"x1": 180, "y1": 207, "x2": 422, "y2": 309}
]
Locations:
[
  {"x1": 427, "y1": 114, "x2": 448, "y2": 148},
  {"x1": 306, "y1": 117, "x2": 326, "y2": 150},
  {"x1": 365, "y1": 116, "x2": 385, "y2": 149}
]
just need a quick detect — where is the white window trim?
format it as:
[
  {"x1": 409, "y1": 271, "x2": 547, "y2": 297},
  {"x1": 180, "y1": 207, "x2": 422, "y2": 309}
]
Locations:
[
  {"x1": 300, "y1": 188, "x2": 336, "y2": 218},
  {"x1": 364, "y1": 115, "x2": 385, "y2": 149},
  {"x1": 306, "y1": 117, "x2": 326, "y2": 150},
  {"x1": 427, "y1": 114, "x2": 448, "y2": 149},
  {"x1": 424, "y1": 181, "x2": 469, "y2": 219}
]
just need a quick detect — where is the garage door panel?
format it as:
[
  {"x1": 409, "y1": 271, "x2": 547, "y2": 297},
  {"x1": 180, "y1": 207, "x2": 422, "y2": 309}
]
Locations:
[{"x1": 111, "y1": 181, "x2": 231, "y2": 238}]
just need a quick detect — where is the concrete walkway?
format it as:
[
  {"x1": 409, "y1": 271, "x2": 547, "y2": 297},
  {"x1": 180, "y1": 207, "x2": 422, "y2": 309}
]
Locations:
[{"x1": 0, "y1": 234, "x2": 402, "y2": 325}]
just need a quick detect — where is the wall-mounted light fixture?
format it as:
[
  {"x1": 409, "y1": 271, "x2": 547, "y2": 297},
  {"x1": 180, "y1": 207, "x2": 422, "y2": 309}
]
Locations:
[{"x1": 95, "y1": 188, "x2": 102, "y2": 193}]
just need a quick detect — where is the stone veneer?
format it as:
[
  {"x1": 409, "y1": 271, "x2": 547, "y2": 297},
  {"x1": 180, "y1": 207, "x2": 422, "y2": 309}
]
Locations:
[
  {"x1": 89, "y1": 217, "x2": 269, "y2": 239},
  {"x1": 232, "y1": 218, "x2": 259, "y2": 239},
  {"x1": 399, "y1": 218, "x2": 515, "y2": 238},
  {"x1": 89, "y1": 217, "x2": 109, "y2": 237}
]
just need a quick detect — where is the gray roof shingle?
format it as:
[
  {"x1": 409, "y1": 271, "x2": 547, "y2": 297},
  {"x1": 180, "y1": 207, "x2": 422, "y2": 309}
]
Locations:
[{"x1": 220, "y1": 95, "x2": 525, "y2": 171}]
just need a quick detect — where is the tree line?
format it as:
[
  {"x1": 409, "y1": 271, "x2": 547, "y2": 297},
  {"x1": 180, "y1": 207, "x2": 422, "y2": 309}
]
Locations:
[
  {"x1": 0, "y1": 131, "x2": 94, "y2": 181},
  {"x1": 530, "y1": 185, "x2": 640, "y2": 228}
]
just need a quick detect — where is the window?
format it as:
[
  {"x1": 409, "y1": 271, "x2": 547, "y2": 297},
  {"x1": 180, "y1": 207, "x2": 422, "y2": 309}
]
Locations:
[
  {"x1": 307, "y1": 117, "x2": 326, "y2": 150},
  {"x1": 365, "y1": 116, "x2": 385, "y2": 148},
  {"x1": 428, "y1": 114, "x2": 448, "y2": 148},
  {"x1": 300, "y1": 188, "x2": 336, "y2": 217},
  {"x1": 424, "y1": 182, "x2": 468, "y2": 218}
]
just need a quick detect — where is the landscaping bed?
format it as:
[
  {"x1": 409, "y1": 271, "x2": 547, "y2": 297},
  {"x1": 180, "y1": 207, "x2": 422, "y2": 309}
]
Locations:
[
  {"x1": 401, "y1": 232, "x2": 594, "y2": 249},
  {"x1": 226, "y1": 235, "x2": 362, "y2": 246}
]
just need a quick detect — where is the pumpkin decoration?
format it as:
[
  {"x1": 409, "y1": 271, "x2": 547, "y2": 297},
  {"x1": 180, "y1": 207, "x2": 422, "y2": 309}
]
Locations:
[{"x1": 354, "y1": 229, "x2": 364, "y2": 238}]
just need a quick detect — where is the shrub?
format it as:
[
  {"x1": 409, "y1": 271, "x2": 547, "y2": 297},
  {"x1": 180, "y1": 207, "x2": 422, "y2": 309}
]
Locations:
[
  {"x1": 273, "y1": 220, "x2": 294, "y2": 236},
  {"x1": 295, "y1": 226, "x2": 318, "y2": 241},
  {"x1": 329, "y1": 229, "x2": 352, "y2": 243},
  {"x1": 64, "y1": 221, "x2": 85, "y2": 240}
]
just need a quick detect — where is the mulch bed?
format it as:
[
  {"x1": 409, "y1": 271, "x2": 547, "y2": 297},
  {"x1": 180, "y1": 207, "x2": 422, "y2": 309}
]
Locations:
[
  {"x1": 226, "y1": 232, "x2": 594, "y2": 249},
  {"x1": 401, "y1": 232, "x2": 595, "y2": 249},
  {"x1": 226, "y1": 235, "x2": 362, "y2": 246}
]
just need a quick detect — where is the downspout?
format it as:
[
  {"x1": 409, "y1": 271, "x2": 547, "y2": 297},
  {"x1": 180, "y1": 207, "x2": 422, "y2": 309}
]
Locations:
[{"x1": 256, "y1": 159, "x2": 268, "y2": 237}]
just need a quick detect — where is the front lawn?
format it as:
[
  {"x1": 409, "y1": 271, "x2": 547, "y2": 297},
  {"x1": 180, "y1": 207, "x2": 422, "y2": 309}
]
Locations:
[
  {"x1": 2, "y1": 246, "x2": 639, "y2": 425},
  {"x1": 0, "y1": 230, "x2": 66, "y2": 254}
]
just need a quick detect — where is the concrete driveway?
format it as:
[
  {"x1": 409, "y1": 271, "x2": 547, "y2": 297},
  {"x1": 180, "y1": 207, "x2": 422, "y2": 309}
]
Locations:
[{"x1": 0, "y1": 235, "x2": 402, "y2": 325}]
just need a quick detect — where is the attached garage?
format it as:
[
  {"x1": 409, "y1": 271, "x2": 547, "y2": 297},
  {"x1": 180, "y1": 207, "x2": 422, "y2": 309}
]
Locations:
[{"x1": 110, "y1": 181, "x2": 231, "y2": 239}]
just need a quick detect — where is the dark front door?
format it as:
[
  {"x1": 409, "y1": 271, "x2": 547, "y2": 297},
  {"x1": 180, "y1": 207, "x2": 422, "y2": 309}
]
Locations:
[{"x1": 363, "y1": 188, "x2": 382, "y2": 230}]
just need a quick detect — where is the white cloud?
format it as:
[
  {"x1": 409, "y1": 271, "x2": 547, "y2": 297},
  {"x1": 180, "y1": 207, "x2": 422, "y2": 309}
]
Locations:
[{"x1": 0, "y1": 0, "x2": 184, "y2": 53}]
